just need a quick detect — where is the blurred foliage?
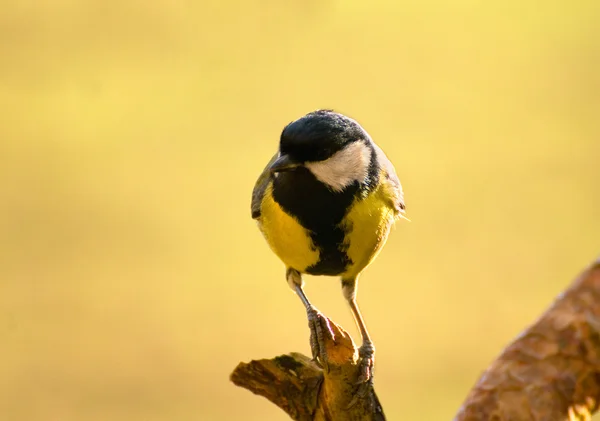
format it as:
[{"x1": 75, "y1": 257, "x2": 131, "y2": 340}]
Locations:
[{"x1": 0, "y1": 0, "x2": 599, "y2": 420}]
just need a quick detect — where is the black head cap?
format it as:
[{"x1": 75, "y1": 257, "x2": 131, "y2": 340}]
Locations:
[{"x1": 279, "y1": 110, "x2": 369, "y2": 162}]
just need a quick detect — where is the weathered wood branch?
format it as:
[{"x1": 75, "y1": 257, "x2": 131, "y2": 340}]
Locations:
[
  {"x1": 230, "y1": 314, "x2": 385, "y2": 420},
  {"x1": 455, "y1": 258, "x2": 600, "y2": 421}
]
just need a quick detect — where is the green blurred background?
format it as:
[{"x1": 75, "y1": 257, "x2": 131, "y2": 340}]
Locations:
[{"x1": 1, "y1": 0, "x2": 599, "y2": 420}]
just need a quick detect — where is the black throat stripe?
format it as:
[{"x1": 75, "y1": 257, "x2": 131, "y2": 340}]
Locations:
[{"x1": 272, "y1": 167, "x2": 359, "y2": 276}]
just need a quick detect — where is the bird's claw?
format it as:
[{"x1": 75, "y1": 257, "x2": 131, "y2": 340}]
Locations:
[
  {"x1": 343, "y1": 341, "x2": 376, "y2": 409},
  {"x1": 306, "y1": 306, "x2": 329, "y2": 372},
  {"x1": 356, "y1": 341, "x2": 375, "y2": 385}
]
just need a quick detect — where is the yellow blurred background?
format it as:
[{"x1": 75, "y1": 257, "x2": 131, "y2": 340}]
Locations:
[{"x1": 1, "y1": 1, "x2": 599, "y2": 420}]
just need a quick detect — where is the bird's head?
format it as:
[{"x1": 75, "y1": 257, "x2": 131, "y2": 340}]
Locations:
[{"x1": 269, "y1": 110, "x2": 374, "y2": 192}]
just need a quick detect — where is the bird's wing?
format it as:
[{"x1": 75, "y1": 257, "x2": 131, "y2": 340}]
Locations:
[
  {"x1": 373, "y1": 144, "x2": 406, "y2": 216},
  {"x1": 251, "y1": 152, "x2": 278, "y2": 220}
]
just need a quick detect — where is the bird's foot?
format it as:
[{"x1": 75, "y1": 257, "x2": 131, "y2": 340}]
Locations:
[
  {"x1": 346, "y1": 341, "x2": 376, "y2": 409},
  {"x1": 357, "y1": 340, "x2": 375, "y2": 385},
  {"x1": 306, "y1": 306, "x2": 330, "y2": 372}
]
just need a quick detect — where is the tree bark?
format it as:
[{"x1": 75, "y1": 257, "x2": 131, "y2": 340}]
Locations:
[{"x1": 455, "y1": 258, "x2": 600, "y2": 421}]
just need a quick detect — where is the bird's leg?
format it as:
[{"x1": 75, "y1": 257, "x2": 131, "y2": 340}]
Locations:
[
  {"x1": 287, "y1": 268, "x2": 329, "y2": 371},
  {"x1": 342, "y1": 277, "x2": 375, "y2": 385}
]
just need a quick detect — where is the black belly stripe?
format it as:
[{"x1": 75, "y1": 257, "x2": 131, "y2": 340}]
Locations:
[{"x1": 271, "y1": 167, "x2": 359, "y2": 276}]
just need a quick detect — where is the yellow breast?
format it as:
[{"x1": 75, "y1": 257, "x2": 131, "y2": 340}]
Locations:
[
  {"x1": 257, "y1": 183, "x2": 320, "y2": 272},
  {"x1": 341, "y1": 181, "x2": 397, "y2": 278}
]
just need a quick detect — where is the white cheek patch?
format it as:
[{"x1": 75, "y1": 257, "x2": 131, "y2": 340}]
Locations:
[{"x1": 305, "y1": 142, "x2": 372, "y2": 192}]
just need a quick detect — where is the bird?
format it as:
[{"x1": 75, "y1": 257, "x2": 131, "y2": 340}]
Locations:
[{"x1": 251, "y1": 109, "x2": 406, "y2": 384}]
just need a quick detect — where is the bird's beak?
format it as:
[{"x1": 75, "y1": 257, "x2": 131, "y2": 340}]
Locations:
[{"x1": 269, "y1": 154, "x2": 300, "y2": 174}]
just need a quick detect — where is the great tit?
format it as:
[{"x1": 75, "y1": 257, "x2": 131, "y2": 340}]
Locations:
[{"x1": 251, "y1": 109, "x2": 406, "y2": 384}]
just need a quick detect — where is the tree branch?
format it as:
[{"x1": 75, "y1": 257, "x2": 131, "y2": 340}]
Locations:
[
  {"x1": 230, "y1": 315, "x2": 385, "y2": 421},
  {"x1": 455, "y1": 259, "x2": 600, "y2": 421}
]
